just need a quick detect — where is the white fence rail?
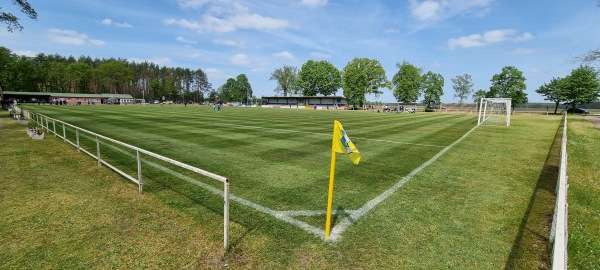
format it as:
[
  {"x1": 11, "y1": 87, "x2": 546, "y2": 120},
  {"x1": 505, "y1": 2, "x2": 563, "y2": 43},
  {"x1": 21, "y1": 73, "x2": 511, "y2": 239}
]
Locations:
[
  {"x1": 22, "y1": 109, "x2": 231, "y2": 249},
  {"x1": 550, "y1": 113, "x2": 568, "y2": 269}
]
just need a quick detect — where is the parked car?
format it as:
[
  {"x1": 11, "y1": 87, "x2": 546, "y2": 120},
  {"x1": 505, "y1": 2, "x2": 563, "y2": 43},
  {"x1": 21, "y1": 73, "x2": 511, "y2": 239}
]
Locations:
[{"x1": 566, "y1": 107, "x2": 590, "y2": 114}]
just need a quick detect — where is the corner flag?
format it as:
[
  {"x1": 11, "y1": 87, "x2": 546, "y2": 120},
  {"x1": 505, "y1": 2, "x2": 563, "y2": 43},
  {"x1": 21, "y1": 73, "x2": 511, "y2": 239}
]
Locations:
[
  {"x1": 332, "y1": 120, "x2": 361, "y2": 165},
  {"x1": 325, "y1": 120, "x2": 360, "y2": 240}
]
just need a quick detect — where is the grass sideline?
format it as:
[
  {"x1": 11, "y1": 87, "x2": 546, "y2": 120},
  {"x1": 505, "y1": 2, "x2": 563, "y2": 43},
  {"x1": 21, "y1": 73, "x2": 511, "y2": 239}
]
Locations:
[
  {"x1": 2, "y1": 106, "x2": 569, "y2": 268},
  {"x1": 567, "y1": 116, "x2": 600, "y2": 269}
]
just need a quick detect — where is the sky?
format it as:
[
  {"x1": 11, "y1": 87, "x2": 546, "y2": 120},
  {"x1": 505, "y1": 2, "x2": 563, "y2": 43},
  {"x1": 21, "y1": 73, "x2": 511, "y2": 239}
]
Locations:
[{"x1": 1, "y1": 0, "x2": 599, "y2": 103}]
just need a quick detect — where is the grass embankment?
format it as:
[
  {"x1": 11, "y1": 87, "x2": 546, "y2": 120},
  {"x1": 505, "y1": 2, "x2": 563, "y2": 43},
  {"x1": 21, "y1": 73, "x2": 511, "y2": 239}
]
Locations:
[
  {"x1": 567, "y1": 116, "x2": 600, "y2": 269},
  {"x1": 1, "y1": 106, "x2": 566, "y2": 268}
]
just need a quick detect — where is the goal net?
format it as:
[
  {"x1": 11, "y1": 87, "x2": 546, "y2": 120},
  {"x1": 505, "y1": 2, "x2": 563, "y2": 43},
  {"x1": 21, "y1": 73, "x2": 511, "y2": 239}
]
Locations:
[{"x1": 478, "y1": 98, "x2": 511, "y2": 126}]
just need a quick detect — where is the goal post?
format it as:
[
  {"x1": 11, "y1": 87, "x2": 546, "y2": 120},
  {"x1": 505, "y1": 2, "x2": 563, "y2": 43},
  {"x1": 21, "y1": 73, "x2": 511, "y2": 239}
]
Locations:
[{"x1": 478, "y1": 98, "x2": 511, "y2": 126}]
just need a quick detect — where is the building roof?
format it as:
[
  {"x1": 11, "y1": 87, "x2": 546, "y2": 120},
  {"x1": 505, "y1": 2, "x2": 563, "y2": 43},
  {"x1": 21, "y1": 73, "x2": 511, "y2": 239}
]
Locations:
[{"x1": 3, "y1": 91, "x2": 133, "y2": 99}]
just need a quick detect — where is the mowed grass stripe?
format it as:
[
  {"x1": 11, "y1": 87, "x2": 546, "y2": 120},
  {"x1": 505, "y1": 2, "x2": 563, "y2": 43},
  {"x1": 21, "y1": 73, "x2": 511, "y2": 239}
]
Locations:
[{"x1": 25, "y1": 105, "x2": 476, "y2": 211}]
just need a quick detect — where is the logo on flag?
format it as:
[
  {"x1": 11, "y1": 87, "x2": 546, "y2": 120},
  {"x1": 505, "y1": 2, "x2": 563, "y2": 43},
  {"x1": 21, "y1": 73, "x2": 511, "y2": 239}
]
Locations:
[{"x1": 332, "y1": 120, "x2": 360, "y2": 165}]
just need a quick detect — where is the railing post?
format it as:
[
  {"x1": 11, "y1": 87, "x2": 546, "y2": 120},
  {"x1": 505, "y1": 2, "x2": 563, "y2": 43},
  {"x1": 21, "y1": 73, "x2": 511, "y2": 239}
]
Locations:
[
  {"x1": 96, "y1": 135, "x2": 101, "y2": 167},
  {"x1": 224, "y1": 179, "x2": 230, "y2": 250},
  {"x1": 62, "y1": 122, "x2": 66, "y2": 142},
  {"x1": 137, "y1": 150, "x2": 143, "y2": 193},
  {"x1": 53, "y1": 119, "x2": 56, "y2": 136},
  {"x1": 76, "y1": 129, "x2": 80, "y2": 152}
]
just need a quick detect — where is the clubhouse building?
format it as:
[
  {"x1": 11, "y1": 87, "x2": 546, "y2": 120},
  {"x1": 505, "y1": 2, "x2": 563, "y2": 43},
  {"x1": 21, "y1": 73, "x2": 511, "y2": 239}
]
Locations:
[
  {"x1": 261, "y1": 95, "x2": 348, "y2": 109},
  {"x1": 1, "y1": 91, "x2": 136, "y2": 106}
]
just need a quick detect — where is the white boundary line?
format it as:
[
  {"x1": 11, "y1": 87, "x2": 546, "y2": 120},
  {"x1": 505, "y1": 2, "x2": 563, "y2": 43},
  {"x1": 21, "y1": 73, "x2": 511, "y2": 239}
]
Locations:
[{"x1": 65, "y1": 118, "x2": 478, "y2": 242}]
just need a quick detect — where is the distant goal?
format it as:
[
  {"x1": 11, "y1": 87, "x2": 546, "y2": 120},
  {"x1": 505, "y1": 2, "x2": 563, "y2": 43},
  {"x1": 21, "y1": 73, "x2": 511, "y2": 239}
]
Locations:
[{"x1": 477, "y1": 98, "x2": 511, "y2": 126}]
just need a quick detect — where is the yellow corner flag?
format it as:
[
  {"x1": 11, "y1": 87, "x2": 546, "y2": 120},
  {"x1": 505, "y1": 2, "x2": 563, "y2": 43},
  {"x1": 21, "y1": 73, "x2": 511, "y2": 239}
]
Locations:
[
  {"x1": 325, "y1": 120, "x2": 360, "y2": 240},
  {"x1": 332, "y1": 120, "x2": 361, "y2": 165}
]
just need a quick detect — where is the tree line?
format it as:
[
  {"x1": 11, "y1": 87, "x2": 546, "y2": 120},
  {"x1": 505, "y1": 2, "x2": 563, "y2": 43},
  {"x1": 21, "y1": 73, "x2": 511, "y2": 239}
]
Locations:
[
  {"x1": 0, "y1": 46, "x2": 212, "y2": 102},
  {"x1": 270, "y1": 58, "x2": 534, "y2": 109}
]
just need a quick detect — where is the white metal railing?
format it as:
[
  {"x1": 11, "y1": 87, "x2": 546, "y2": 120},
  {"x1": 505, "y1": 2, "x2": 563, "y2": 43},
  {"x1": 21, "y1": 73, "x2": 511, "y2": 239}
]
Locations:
[
  {"x1": 22, "y1": 109, "x2": 231, "y2": 249},
  {"x1": 550, "y1": 113, "x2": 568, "y2": 269}
]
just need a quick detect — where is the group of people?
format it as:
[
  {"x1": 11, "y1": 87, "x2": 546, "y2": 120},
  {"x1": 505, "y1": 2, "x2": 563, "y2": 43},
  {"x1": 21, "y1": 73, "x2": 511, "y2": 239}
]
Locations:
[
  {"x1": 379, "y1": 105, "x2": 413, "y2": 113},
  {"x1": 213, "y1": 100, "x2": 222, "y2": 112}
]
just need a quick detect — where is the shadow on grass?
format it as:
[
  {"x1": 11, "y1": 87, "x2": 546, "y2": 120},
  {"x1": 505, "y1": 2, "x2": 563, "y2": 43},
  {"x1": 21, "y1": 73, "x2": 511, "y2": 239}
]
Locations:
[{"x1": 504, "y1": 120, "x2": 563, "y2": 269}]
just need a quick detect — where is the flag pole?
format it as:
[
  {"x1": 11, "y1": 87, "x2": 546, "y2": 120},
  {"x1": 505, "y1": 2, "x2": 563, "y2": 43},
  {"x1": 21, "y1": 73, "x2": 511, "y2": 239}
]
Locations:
[{"x1": 325, "y1": 123, "x2": 338, "y2": 240}]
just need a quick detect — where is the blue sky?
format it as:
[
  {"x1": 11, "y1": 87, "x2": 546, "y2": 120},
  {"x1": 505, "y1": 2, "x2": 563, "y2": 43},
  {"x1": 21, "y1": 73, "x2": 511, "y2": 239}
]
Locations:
[{"x1": 1, "y1": 0, "x2": 599, "y2": 102}]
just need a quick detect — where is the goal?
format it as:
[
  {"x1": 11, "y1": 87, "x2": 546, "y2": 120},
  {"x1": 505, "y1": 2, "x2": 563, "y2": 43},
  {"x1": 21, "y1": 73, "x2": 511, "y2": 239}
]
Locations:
[{"x1": 478, "y1": 98, "x2": 511, "y2": 126}]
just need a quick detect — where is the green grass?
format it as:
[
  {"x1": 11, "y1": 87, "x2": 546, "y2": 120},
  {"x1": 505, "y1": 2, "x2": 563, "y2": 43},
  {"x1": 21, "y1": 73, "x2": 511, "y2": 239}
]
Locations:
[
  {"x1": 1, "y1": 104, "x2": 574, "y2": 268},
  {"x1": 566, "y1": 115, "x2": 600, "y2": 269}
]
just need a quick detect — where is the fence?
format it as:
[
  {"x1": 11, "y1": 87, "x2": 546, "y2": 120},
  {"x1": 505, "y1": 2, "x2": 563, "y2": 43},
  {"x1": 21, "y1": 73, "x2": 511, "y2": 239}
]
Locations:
[
  {"x1": 549, "y1": 113, "x2": 568, "y2": 269},
  {"x1": 21, "y1": 108, "x2": 231, "y2": 249}
]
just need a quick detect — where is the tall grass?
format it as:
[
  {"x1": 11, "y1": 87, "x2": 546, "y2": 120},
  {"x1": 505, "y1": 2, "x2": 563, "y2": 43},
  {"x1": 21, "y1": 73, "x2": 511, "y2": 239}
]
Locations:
[{"x1": 2, "y1": 105, "x2": 570, "y2": 268}]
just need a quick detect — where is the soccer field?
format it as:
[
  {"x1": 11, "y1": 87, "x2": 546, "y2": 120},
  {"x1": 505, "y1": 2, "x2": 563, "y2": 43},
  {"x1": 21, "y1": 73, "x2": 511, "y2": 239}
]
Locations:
[{"x1": 20, "y1": 104, "x2": 562, "y2": 268}]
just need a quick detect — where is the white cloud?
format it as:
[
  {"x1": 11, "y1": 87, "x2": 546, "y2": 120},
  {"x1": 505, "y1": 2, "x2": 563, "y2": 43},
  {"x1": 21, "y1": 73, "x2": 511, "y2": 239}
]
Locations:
[
  {"x1": 205, "y1": 68, "x2": 229, "y2": 80},
  {"x1": 515, "y1": 32, "x2": 533, "y2": 42},
  {"x1": 384, "y1": 28, "x2": 399, "y2": 34},
  {"x1": 46, "y1": 28, "x2": 104, "y2": 46},
  {"x1": 310, "y1": 51, "x2": 331, "y2": 58},
  {"x1": 213, "y1": 39, "x2": 245, "y2": 48},
  {"x1": 273, "y1": 51, "x2": 294, "y2": 59},
  {"x1": 14, "y1": 50, "x2": 37, "y2": 57},
  {"x1": 410, "y1": 0, "x2": 443, "y2": 21},
  {"x1": 230, "y1": 53, "x2": 250, "y2": 66},
  {"x1": 88, "y1": 39, "x2": 106, "y2": 46},
  {"x1": 102, "y1": 18, "x2": 133, "y2": 28},
  {"x1": 408, "y1": 0, "x2": 493, "y2": 23},
  {"x1": 177, "y1": 0, "x2": 211, "y2": 9},
  {"x1": 176, "y1": 36, "x2": 197, "y2": 44},
  {"x1": 448, "y1": 29, "x2": 534, "y2": 49},
  {"x1": 166, "y1": 2, "x2": 291, "y2": 33},
  {"x1": 299, "y1": 0, "x2": 327, "y2": 8},
  {"x1": 506, "y1": 48, "x2": 536, "y2": 55},
  {"x1": 114, "y1": 22, "x2": 133, "y2": 28}
]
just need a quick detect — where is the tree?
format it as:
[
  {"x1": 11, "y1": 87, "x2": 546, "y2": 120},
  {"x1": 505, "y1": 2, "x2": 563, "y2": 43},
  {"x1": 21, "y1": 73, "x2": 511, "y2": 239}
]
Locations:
[
  {"x1": 217, "y1": 78, "x2": 236, "y2": 102},
  {"x1": 472, "y1": 89, "x2": 487, "y2": 104},
  {"x1": 535, "y1": 77, "x2": 567, "y2": 114},
  {"x1": 392, "y1": 60, "x2": 422, "y2": 103},
  {"x1": 96, "y1": 60, "x2": 134, "y2": 94},
  {"x1": 341, "y1": 58, "x2": 388, "y2": 108},
  {"x1": 421, "y1": 71, "x2": 444, "y2": 109},
  {"x1": 298, "y1": 60, "x2": 341, "y2": 96},
  {"x1": 562, "y1": 66, "x2": 600, "y2": 110},
  {"x1": 489, "y1": 66, "x2": 528, "y2": 107},
  {"x1": 66, "y1": 62, "x2": 92, "y2": 93},
  {"x1": 235, "y1": 74, "x2": 252, "y2": 104},
  {"x1": 451, "y1": 74, "x2": 474, "y2": 109},
  {"x1": 191, "y1": 68, "x2": 211, "y2": 103},
  {"x1": 270, "y1": 65, "x2": 298, "y2": 97},
  {"x1": 1, "y1": 0, "x2": 37, "y2": 32}
]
